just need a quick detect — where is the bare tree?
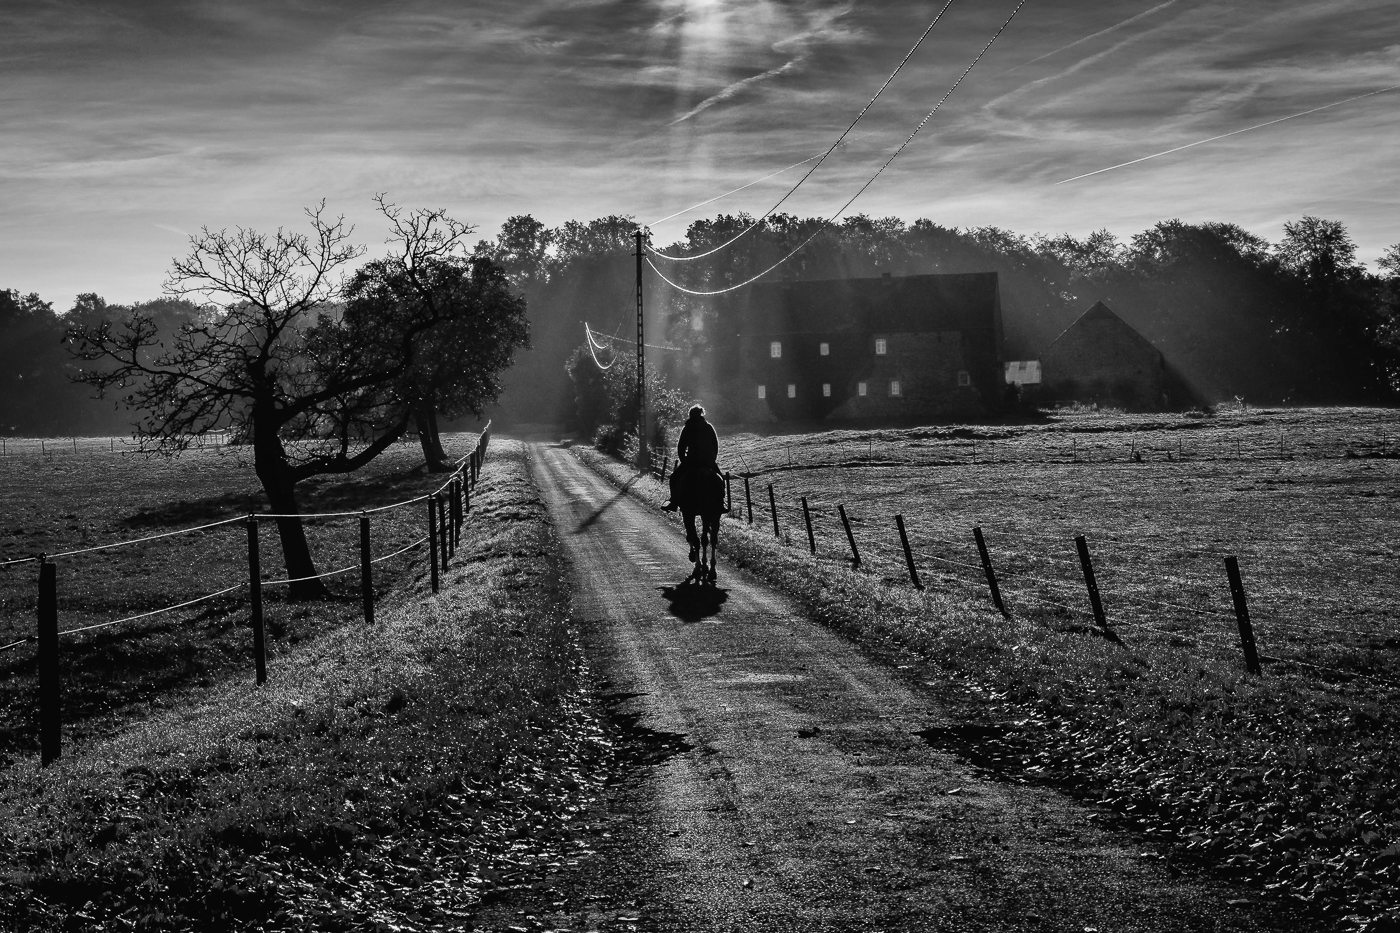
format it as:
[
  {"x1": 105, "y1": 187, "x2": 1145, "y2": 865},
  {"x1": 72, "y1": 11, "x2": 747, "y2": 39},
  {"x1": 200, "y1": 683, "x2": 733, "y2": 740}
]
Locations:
[{"x1": 66, "y1": 201, "x2": 509, "y2": 598}]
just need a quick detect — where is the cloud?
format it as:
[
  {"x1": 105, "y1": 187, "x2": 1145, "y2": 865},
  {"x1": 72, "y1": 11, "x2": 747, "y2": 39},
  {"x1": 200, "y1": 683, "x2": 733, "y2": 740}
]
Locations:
[{"x1": 2, "y1": 0, "x2": 1398, "y2": 307}]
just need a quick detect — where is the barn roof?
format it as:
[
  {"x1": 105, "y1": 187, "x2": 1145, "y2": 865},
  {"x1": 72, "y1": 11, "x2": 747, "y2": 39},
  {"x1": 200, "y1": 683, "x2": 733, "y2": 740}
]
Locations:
[
  {"x1": 1045, "y1": 300, "x2": 1157, "y2": 353},
  {"x1": 742, "y1": 271, "x2": 1000, "y2": 335}
]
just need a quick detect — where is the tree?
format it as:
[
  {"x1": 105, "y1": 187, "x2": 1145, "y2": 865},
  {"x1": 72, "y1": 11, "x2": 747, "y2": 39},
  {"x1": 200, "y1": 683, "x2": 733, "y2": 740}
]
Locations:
[
  {"x1": 67, "y1": 201, "x2": 525, "y2": 598},
  {"x1": 0, "y1": 290, "x2": 69, "y2": 434},
  {"x1": 565, "y1": 338, "x2": 687, "y2": 454},
  {"x1": 341, "y1": 202, "x2": 528, "y2": 470}
]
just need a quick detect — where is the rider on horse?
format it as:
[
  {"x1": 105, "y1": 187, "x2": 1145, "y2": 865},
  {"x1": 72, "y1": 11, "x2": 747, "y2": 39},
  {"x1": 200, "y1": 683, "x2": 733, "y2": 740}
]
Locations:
[{"x1": 662, "y1": 405, "x2": 719, "y2": 512}]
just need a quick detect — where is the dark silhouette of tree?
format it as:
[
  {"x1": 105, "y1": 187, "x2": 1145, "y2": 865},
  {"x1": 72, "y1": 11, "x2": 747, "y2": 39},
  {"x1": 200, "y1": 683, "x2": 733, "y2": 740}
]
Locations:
[
  {"x1": 0, "y1": 290, "x2": 69, "y2": 435},
  {"x1": 342, "y1": 202, "x2": 528, "y2": 470},
  {"x1": 66, "y1": 200, "x2": 526, "y2": 598}
]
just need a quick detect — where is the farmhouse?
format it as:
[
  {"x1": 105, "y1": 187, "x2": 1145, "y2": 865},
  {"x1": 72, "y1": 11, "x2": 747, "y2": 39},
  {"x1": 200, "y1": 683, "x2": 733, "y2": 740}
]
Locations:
[
  {"x1": 1040, "y1": 300, "x2": 1167, "y2": 411},
  {"x1": 726, "y1": 271, "x2": 1004, "y2": 423}
]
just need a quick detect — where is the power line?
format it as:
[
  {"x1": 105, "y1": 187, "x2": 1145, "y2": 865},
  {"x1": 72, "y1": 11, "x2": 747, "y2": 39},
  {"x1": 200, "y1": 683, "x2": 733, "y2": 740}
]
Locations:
[
  {"x1": 647, "y1": 0, "x2": 1033, "y2": 297},
  {"x1": 1056, "y1": 84, "x2": 1400, "y2": 185},
  {"x1": 587, "y1": 322, "x2": 688, "y2": 352},
  {"x1": 646, "y1": 0, "x2": 958, "y2": 263},
  {"x1": 583, "y1": 323, "x2": 618, "y2": 371}
]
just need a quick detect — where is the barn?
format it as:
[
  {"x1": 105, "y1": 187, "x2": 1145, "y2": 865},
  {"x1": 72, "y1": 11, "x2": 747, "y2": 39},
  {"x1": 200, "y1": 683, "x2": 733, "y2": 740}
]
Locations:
[
  {"x1": 1040, "y1": 301, "x2": 1167, "y2": 411},
  {"x1": 724, "y1": 271, "x2": 1005, "y2": 423}
]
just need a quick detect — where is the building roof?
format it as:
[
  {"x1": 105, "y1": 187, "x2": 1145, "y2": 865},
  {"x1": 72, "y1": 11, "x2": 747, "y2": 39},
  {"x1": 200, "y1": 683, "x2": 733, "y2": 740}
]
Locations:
[
  {"x1": 1044, "y1": 300, "x2": 1158, "y2": 356},
  {"x1": 741, "y1": 271, "x2": 1000, "y2": 336}
]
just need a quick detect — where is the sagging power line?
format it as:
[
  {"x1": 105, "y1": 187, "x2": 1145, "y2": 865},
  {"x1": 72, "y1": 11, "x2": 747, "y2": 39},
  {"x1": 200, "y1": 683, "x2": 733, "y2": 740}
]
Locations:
[
  {"x1": 646, "y1": 0, "x2": 1032, "y2": 298},
  {"x1": 646, "y1": 0, "x2": 958, "y2": 264}
]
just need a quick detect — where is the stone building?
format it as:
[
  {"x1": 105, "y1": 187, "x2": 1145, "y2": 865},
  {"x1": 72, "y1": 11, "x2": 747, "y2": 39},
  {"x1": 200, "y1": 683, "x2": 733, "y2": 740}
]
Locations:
[
  {"x1": 726, "y1": 272, "x2": 1004, "y2": 423},
  {"x1": 1040, "y1": 301, "x2": 1166, "y2": 410}
]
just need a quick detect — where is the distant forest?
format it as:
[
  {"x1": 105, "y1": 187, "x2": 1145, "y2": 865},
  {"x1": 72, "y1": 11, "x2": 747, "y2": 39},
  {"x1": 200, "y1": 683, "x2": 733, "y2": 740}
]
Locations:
[{"x1": 5, "y1": 213, "x2": 1399, "y2": 435}]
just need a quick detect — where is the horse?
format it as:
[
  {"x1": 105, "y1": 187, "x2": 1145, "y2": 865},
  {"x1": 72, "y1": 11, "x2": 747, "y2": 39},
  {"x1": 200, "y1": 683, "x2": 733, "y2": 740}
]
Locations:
[{"x1": 676, "y1": 466, "x2": 725, "y2": 584}]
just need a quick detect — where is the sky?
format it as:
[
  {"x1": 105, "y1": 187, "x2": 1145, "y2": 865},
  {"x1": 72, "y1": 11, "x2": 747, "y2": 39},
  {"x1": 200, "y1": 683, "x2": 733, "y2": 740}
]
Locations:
[{"x1": 2, "y1": 0, "x2": 1398, "y2": 310}]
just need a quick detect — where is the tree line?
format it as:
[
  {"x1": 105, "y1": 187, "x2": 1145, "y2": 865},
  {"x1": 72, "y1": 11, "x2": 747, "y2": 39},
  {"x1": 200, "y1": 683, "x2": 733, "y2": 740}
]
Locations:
[
  {"x1": 468, "y1": 212, "x2": 1400, "y2": 436},
  {"x1": 6, "y1": 209, "x2": 1398, "y2": 444}
]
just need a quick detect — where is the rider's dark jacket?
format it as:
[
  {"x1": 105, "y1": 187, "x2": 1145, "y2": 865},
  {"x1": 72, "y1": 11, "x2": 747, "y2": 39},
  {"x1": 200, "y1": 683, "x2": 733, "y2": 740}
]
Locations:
[{"x1": 676, "y1": 416, "x2": 718, "y2": 467}]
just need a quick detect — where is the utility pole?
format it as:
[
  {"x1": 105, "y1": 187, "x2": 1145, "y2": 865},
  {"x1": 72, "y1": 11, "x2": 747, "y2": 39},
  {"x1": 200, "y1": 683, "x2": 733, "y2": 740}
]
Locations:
[{"x1": 634, "y1": 229, "x2": 649, "y2": 473}]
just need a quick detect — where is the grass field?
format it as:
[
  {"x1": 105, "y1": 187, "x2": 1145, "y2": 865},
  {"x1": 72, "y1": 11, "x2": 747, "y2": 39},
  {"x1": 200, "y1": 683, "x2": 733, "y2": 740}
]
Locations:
[
  {"x1": 590, "y1": 405, "x2": 1400, "y2": 931},
  {"x1": 722, "y1": 406, "x2": 1400, "y2": 687},
  {"x1": 0, "y1": 439, "x2": 605, "y2": 931},
  {"x1": 0, "y1": 434, "x2": 468, "y2": 767}
]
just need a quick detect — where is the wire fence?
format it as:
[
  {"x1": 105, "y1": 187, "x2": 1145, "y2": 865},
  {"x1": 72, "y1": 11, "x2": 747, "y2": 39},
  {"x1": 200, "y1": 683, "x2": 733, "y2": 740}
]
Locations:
[
  {"x1": 3, "y1": 425, "x2": 493, "y2": 767},
  {"x1": 716, "y1": 464, "x2": 1399, "y2": 695}
]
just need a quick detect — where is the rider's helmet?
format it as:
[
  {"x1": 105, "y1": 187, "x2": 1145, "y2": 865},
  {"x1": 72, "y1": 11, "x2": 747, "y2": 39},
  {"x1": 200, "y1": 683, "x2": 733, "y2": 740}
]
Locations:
[{"x1": 689, "y1": 405, "x2": 705, "y2": 419}]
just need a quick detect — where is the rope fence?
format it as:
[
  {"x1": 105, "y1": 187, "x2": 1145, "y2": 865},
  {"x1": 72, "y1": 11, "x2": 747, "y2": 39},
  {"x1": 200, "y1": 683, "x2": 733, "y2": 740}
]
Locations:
[{"x1": 10, "y1": 424, "x2": 492, "y2": 767}]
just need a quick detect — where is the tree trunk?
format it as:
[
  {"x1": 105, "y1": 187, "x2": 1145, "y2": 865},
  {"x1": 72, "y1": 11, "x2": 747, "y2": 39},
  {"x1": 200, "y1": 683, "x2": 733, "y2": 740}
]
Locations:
[
  {"x1": 414, "y1": 403, "x2": 450, "y2": 472},
  {"x1": 252, "y1": 419, "x2": 327, "y2": 601}
]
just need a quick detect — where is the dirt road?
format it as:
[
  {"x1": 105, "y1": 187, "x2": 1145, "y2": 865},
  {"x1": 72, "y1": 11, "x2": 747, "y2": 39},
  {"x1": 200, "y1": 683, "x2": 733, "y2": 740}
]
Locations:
[{"x1": 509, "y1": 443, "x2": 1293, "y2": 932}]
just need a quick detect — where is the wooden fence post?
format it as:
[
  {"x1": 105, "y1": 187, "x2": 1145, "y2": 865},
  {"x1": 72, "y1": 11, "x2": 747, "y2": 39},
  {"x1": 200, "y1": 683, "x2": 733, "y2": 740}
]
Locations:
[
  {"x1": 247, "y1": 517, "x2": 266, "y2": 685},
  {"x1": 452, "y1": 478, "x2": 462, "y2": 549},
  {"x1": 428, "y1": 497, "x2": 439, "y2": 594},
  {"x1": 724, "y1": 473, "x2": 733, "y2": 514},
  {"x1": 838, "y1": 504, "x2": 861, "y2": 568},
  {"x1": 463, "y1": 470, "x2": 471, "y2": 514},
  {"x1": 895, "y1": 515, "x2": 922, "y2": 590},
  {"x1": 660, "y1": 454, "x2": 669, "y2": 481},
  {"x1": 38, "y1": 558, "x2": 59, "y2": 766},
  {"x1": 801, "y1": 496, "x2": 816, "y2": 554},
  {"x1": 1074, "y1": 535, "x2": 1110, "y2": 633},
  {"x1": 360, "y1": 513, "x2": 374, "y2": 625},
  {"x1": 972, "y1": 527, "x2": 1007, "y2": 616},
  {"x1": 768, "y1": 484, "x2": 779, "y2": 537},
  {"x1": 1224, "y1": 556, "x2": 1262, "y2": 675},
  {"x1": 438, "y1": 493, "x2": 449, "y2": 571},
  {"x1": 744, "y1": 475, "x2": 753, "y2": 525}
]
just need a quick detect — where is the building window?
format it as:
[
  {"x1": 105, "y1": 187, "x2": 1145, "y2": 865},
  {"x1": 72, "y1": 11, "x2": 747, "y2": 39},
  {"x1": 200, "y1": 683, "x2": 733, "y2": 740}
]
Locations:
[
  {"x1": 787, "y1": 383, "x2": 796, "y2": 398},
  {"x1": 770, "y1": 341, "x2": 782, "y2": 358},
  {"x1": 822, "y1": 383, "x2": 831, "y2": 397},
  {"x1": 857, "y1": 381, "x2": 867, "y2": 397},
  {"x1": 890, "y1": 380, "x2": 901, "y2": 397},
  {"x1": 819, "y1": 342, "x2": 830, "y2": 356},
  {"x1": 874, "y1": 337, "x2": 887, "y2": 356},
  {"x1": 957, "y1": 370, "x2": 971, "y2": 387},
  {"x1": 757, "y1": 385, "x2": 766, "y2": 399}
]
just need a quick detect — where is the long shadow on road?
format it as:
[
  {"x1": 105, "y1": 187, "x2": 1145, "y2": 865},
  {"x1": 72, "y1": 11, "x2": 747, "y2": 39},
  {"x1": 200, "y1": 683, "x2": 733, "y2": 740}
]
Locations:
[{"x1": 574, "y1": 477, "x2": 638, "y2": 533}]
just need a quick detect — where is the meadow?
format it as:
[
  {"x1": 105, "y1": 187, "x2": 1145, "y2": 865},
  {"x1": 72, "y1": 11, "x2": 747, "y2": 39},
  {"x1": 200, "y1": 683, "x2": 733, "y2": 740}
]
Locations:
[
  {"x1": 724, "y1": 405, "x2": 1400, "y2": 687},
  {"x1": 0, "y1": 435, "x2": 460, "y2": 767},
  {"x1": 0, "y1": 439, "x2": 602, "y2": 931},
  {"x1": 591, "y1": 405, "x2": 1400, "y2": 930}
]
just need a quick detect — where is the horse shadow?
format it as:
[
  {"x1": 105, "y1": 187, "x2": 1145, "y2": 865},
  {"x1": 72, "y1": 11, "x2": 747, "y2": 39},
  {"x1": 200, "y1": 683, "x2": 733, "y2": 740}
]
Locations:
[{"x1": 660, "y1": 580, "x2": 729, "y2": 622}]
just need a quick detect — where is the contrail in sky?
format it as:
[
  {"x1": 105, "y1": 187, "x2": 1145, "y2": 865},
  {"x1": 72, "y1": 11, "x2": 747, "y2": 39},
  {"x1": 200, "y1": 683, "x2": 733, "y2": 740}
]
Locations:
[
  {"x1": 999, "y1": 0, "x2": 1178, "y2": 76},
  {"x1": 1056, "y1": 84, "x2": 1400, "y2": 185}
]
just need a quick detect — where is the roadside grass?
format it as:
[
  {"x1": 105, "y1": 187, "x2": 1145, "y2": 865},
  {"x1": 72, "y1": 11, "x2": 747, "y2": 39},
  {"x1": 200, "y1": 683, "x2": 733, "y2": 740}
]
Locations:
[
  {"x1": 578, "y1": 407, "x2": 1400, "y2": 932},
  {"x1": 0, "y1": 437, "x2": 463, "y2": 766},
  {"x1": 0, "y1": 439, "x2": 607, "y2": 932}
]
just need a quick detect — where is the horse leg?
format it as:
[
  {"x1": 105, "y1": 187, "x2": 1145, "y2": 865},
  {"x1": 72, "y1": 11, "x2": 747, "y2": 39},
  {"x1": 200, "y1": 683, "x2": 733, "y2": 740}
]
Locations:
[
  {"x1": 684, "y1": 512, "x2": 700, "y2": 566},
  {"x1": 706, "y1": 514, "x2": 719, "y2": 583}
]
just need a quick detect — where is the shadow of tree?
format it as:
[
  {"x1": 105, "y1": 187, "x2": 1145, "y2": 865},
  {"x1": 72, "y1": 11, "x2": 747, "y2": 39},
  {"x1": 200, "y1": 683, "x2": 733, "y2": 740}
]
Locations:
[
  {"x1": 121, "y1": 470, "x2": 433, "y2": 528},
  {"x1": 660, "y1": 581, "x2": 729, "y2": 622}
]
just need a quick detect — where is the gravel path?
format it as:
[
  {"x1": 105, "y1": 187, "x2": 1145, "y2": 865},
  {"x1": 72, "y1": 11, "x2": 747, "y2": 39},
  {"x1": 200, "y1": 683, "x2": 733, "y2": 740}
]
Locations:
[{"x1": 478, "y1": 443, "x2": 1297, "y2": 932}]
